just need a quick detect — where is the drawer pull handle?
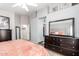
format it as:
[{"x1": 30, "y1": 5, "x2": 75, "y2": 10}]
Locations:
[
  {"x1": 73, "y1": 46, "x2": 74, "y2": 48},
  {"x1": 60, "y1": 40, "x2": 62, "y2": 41},
  {"x1": 73, "y1": 41, "x2": 74, "y2": 44},
  {"x1": 61, "y1": 44, "x2": 62, "y2": 45},
  {"x1": 53, "y1": 48, "x2": 55, "y2": 49},
  {"x1": 53, "y1": 39, "x2": 55, "y2": 40},
  {"x1": 60, "y1": 50, "x2": 62, "y2": 52},
  {"x1": 72, "y1": 53, "x2": 75, "y2": 56}
]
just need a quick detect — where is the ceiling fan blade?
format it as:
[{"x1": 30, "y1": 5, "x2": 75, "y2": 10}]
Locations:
[
  {"x1": 22, "y1": 4, "x2": 29, "y2": 12},
  {"x1": 27, "y1": 3, "x2": 38, "y2": 7}
]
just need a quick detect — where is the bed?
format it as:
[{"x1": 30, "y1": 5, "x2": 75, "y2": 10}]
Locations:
[{"x1": 0, "y1": 40, "x2": 48, "y2": 56}]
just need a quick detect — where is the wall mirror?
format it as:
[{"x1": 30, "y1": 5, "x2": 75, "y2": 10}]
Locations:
[{"x1": 49, "y1": 18, "x2": 75, "y2": 37}]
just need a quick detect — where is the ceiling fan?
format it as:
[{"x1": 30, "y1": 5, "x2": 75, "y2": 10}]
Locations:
[{"x1": 12, "y1": 1, "x2": 38, "y2": 12}]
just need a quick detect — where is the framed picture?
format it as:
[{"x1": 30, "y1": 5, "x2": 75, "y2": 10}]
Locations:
[
  {"x1": 52, "y1": 6, "x2": 58, "y2": 12},
  {"x1": 0, "y1": 16, "x2": 10, "y2": 29},
  {"x1": 61, "y1": 3, "x2": 72, "y2": 9},
  {"x1": 48, "y1": 4, "x2": 59, "y2": 13}
]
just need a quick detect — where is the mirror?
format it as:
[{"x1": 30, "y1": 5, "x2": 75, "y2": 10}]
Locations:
[{"x1": 49, "y1": 18, "x2": 75, "y2": 37}]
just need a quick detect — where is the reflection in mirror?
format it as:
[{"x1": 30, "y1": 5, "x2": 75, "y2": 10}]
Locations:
[{"x1": 49, "y1": 18, "x2": 75, "y2": 37}]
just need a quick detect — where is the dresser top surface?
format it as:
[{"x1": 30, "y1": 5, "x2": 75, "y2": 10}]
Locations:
[{"x1": 45, "y1": 35, "x2": 79, "y2": 39}]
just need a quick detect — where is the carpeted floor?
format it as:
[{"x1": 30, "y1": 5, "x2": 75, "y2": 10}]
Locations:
[
  {"x1": 47, "y1": 49, "x2": 63, "y2": 56},
  {"x1": 38, "y1": 43, "x2": 63, "y2": 56}
]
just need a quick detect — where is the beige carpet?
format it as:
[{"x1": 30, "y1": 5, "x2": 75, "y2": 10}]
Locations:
[
  {"x1": 38, "y1": 44, "x2": 63, "y2": 56},
  {"x1": 47, "y1": 49, "x2": 63, "y2": 56}
]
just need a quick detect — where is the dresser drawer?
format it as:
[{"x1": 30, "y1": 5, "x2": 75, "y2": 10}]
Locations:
[
  {"x1": 51, "y1": 45, "x2": 61, "y2": 52},
  {"x1": 61, "y1": 48, "x2": 77, "y2": 56},
  {"x1": 51, "y1": 37, "x2": 60, "y2": 45},
  {"x1": 44, "y1": 44, "x2": 61, "y2": 52},
  {"x1": 51, "y1": 37, "x2": 60, "y2": 42},
  {"x1": 60, "y1": 43, "x2": 76, "y2": 50},
  {"x1": 45, "y1": 36, "x2": 53, "y2": 44},
  {"x1": 44, "y1": 44, "x2": 52, "y2": 50},
  {"x1": 60, "y1": 39, "x2": 75, "y2": 45},
  {"x1": 45, "y1": 37, "x2": 60, "y2": 45},
  {"x1": 45, "y1": 39, "x2": 53, "y2": 44}
]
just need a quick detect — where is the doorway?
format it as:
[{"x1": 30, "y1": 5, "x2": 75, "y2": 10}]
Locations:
[
  {"x1": 15, "y1": 26, "x2": 21, "y2": 39},
  {"x1": 38, "y1": 16, "x2": 46, "y2": 44}
]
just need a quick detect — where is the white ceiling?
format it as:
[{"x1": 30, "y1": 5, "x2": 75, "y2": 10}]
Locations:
[{"x1": 0, "y1": 3, "x2": 50, "y2": 15}]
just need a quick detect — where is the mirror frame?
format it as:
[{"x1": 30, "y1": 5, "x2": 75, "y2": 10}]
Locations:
[{"x1": 49, "y1": 18, "x2": 75, "y2": 37}]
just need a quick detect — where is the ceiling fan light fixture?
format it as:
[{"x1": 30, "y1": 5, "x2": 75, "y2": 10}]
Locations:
[
  {"x1": 13, "y1": 2, "x2": 22, "y2": 7},
  {"x1": 12, "y1": 1, "x2": 38, "y2": 12},
  {"x1": 22, "y1": 4, "x2": 29, "y2": 12}
]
